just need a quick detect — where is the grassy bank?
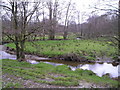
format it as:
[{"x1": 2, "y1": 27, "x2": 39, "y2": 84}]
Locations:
[
  {"x1": 6, "y1": 40, "x2": 117, "y2": 60},
  {"x1": 2, "y1": 59, "x2": 119, "y2": 88}
]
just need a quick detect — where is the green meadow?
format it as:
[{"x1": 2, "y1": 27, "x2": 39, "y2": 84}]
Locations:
[
  {"x1": 2, "y1": 59, "x2": 119, "y2": 88},
  {"x1": 6, "y1": 39, "x2": 117, "y2": 60}
]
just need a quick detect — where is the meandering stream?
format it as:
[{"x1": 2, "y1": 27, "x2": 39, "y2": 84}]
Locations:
[
  {"x1": 35, "y1": 60, "x2": 119, "y2": 78},
  {"x1": 0, "y1": 45, "x2": 119, "y2": 78}
]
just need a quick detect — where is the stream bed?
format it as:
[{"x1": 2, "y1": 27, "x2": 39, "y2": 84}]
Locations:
[
  {"x1": 34, "y1": 60, "x2": 119, "y2": 78},
  {"x1": 0, "y1": 45, "x2": 119, "y2": 78}
]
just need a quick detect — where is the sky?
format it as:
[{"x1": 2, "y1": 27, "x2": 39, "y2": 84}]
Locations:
[
  {"x1": 72, "y1": 0, "x2": 99, "y2": 23},
  {"x1": 72, "y1": 0, "x2": 118, "y2": 23},
  {"x1": 55, "y1": 0, "x2": 118, "y2": 24},
  {"x1": 1, "y1": 0, "x2": 119, "y2": 24}
]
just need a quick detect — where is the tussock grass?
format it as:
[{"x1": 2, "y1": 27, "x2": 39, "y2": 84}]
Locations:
[
  {"x1": 2, "y1": 59, "x2": 119, "y2": 88},
  {"x1": 6, "y1": 40, "x2": 117, "y2": 60}
]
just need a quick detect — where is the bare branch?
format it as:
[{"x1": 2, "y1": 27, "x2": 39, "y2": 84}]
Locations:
[
  {"x1": 2, "y1": 32, "x2": 14, "y2": 42},
  {"x1": 0, "y1": 4, "x2": 12, "y2": 11}
]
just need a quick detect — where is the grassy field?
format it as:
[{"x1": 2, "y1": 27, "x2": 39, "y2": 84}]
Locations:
[
  {"x1": 6, "y1": 39, "x2": 117, "y2": 60},
  {"x1": 2, "y1": 59, "x2": 119, "y2": 88}
]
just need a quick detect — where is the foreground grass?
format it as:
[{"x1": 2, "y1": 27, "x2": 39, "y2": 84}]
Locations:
[
  {"x1": 6, "y1": 39, "x2": 117, "y2": 60},
  {"x1": 2, "y1": 59, "x2": 119, "y2": 88}
]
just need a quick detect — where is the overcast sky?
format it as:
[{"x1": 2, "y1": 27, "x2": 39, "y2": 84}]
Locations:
[
  {"x1": 1, "y1": 0, "x2": 119, "y2": 24},
  {"x1": 56, "y1": 0, "x2": 118, "y2": 24}
]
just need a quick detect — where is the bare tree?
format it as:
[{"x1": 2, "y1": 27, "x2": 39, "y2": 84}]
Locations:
[
  {"x1": 76, "y1": 11, "x2": 86, "y2": 37},
  {"x1": 94, "y1": 0, "x2": 120, "y2": 55},
  {"x1": 42, "y1": 2, "x2": 46, "y2": 40},
  {"x1": 47, "y1": 0, "x2": 58, "y2": 40},
  {"x1": 1, "y1": 1, "x2": 40, "y2": 61},
  {"x1": 63, "y1": 0, "x2": 71, "y2": 40},
  {"x1": 77, "y1": 11, "x2": 81, "y2": 36}
]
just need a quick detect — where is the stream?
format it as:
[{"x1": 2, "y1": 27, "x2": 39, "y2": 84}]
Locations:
[
  {"x1": 35, "y1": 60, "x2": 119, "y2": 78},
  {"x1": 0, "y1": 45, "x2": 120, "y2": 78}
]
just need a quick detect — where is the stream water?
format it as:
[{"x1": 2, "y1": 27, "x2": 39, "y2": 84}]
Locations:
[
  {"x1": 37, "y1": 60, "x2": 119, "y2": 78},
  {"x1": 0, "y1": 45, "x2": 119, "y2": 78}
]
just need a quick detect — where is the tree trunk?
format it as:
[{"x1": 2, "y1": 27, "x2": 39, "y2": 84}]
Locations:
[
  {"x1": 63, "y1": 0, "x2": 71, "y2": 40},
  {"x1": 15, "y1": 39, "x2": 25, "y2": 62},
  {"x1": 19, "y1": 39, "x2": 25, "y2": 60},
  {"x1": 48, "y1": 1, "x2": 55, "y2": 40},
  {"x1": 63, "y1": 31, "x2": 68, "y2": 40},
  {"x1": 13, "y1": 2, "x2": 22, "y2": 61},
  {"x1": 42, "y1": 29, "x2": 45, "y2": 40},
  {"x1": 49, "y1": 29, "x2": 55, "y2": 40},
  {"x1": 80, "y1": 29, "x2": 83, "y2": 37},
  {"x1": 15, "y1": 40, "x2": 20, "y2": 60}
]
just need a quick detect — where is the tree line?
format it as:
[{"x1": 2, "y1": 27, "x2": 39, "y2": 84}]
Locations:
[{"x1": 0, "y1": 0, "x2": 120, "y2": 61}]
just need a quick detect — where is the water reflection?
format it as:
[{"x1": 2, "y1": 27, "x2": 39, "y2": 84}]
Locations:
[
  {"x1": 69, "y1": 63, "x2": 119, "y2": 78},
  {"x1": 44, "y1": 62, "x2": 63, "y2": 66},
  {"x1": 40, "y1": 60, "x2": 119, "y2": 78},
  {"x1": 27, "y1": 60, "x2": 39, "y2": 64},
  {"x1": 0, "y1": 51, "x2": 16, "y2": 60},
  {"x1": 1, "y1": 49, "x2": 119, "y2": 78}
]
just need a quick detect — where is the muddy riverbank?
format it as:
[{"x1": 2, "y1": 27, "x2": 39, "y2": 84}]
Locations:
[
  {"x1": 4, "y1": 45, "x2": 120, "y2": 64},
  {"x1": 1, "y1": 51, "x2": 119, "y2": 78},
  {"x1": 1, "y1": 45, "x2": 120, "y2": 78}
]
